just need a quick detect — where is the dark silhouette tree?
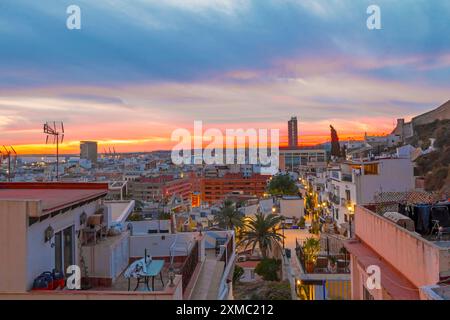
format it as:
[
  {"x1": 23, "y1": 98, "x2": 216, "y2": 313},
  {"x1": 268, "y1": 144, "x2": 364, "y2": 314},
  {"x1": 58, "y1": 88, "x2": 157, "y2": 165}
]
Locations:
[{"x1": 330, "y1": 125, "x2": 341, "y2": 158}]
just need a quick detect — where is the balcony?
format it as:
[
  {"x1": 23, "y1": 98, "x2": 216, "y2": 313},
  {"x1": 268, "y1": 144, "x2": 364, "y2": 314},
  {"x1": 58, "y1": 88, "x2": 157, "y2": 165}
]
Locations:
[{"x1": 295, "y1": 235, "x2": 350, "y2": 275}]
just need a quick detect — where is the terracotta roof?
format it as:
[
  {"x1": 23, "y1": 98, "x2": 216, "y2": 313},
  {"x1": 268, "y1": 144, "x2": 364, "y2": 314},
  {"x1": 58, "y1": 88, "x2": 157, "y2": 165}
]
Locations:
[
  {"x1": 0, "y1": 183, "x2": 108, "y2": 215},
  {"x1": 237, "y1": 261, "x2": 260, "y2": 269},
  {"x1": 344, "y1": 240, "x2": 420, "y2": 300}
]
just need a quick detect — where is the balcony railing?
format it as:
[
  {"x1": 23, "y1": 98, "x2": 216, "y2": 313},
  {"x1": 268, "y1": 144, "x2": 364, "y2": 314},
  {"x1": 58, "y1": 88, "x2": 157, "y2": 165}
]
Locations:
[{"x1": 179, "y1": 240, "x2": 199, "y2": 293}]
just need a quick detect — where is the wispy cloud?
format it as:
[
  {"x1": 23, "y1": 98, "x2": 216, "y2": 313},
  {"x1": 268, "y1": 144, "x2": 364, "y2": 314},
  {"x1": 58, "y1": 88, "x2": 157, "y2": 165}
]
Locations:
[{"x1": 0, "y1": 1, "x2": 449, "y2": 152}]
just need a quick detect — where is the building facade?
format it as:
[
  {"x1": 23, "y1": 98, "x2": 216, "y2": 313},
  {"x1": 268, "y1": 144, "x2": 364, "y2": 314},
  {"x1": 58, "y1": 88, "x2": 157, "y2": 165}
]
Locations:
[
  {"x1": 201, "y1": 173, "x2": 269, "y2": 204},
  {"x1": 288, "y1": 116, "x2": 298, "y2": 148},
  {"x1": 80, "y1": 141, "x2": 98, "y2": 164}
]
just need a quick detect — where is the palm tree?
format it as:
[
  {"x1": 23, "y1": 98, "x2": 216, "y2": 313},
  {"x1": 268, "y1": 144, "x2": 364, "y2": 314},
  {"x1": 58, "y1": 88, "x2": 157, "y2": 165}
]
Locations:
[
  {"x1": 240, "y1": 212, "x2": 284, "y2": 258},
  {"x1": 214, "y1": 200, "x2": 244, "y2": 230}
]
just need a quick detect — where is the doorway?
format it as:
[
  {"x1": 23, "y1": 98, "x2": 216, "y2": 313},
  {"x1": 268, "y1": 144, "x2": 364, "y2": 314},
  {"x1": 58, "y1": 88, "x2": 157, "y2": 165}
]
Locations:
[{"x1": 54, "y1": 225, "x2": 75, "y2": 274}]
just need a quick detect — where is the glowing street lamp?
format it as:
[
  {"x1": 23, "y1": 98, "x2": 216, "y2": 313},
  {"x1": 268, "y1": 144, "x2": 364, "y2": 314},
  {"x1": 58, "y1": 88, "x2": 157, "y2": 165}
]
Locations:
[{"x1": 348, "y1": 204, "x2": 355, "y2": 238}]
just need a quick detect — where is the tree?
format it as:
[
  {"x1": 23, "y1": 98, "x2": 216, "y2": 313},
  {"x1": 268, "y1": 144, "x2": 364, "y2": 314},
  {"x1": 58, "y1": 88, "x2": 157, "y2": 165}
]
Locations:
[
  {"x1": 267, "y1": 174, "x2": 298, "y2": 196},
  {"x1": 330, "y1": 125, "x2": 341, "y2": 158},
  {"x1": 214, "y1": 200, "x2": 244, "y2": 230},
  {"x1": 304, "y1": 192, "x2": 315, "y2": 215},
  {"x1": 240, "y1": 213, "x2": 284, "y2": 258},
  {"x1": 255, "y1": 258, "x2": 281, "y2": 281}
]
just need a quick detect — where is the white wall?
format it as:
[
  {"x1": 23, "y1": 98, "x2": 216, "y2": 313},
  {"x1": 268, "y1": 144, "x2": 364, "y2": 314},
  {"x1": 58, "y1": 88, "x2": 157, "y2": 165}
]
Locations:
[
  {"x1": 129, "y1": 220, "x2": 171, "y2": 235},
  {"x1": 280, "y1": 199, "x2": 304, "y2": 219},
  {"x1": 129, "y1": 233, "x2": 195, "y2": 258},
  {"x1": 240, "y1": 267, "x2": 261, "y2": 283},
  {"x1": 26, "y1": 201, "x2": 100, "y2": 290},
  {"x1": 204, "y1": 231, "x2": 233, "y2": 249},
  {"x1": 356, "y1": 159, "x2": 415, "y2": 204}
]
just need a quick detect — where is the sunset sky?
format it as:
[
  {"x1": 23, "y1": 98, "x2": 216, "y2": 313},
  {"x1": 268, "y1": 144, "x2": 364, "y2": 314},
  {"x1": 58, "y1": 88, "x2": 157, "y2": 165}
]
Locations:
[{"x1": 1, "y1": 0, "x2": 449, "y2": 154}]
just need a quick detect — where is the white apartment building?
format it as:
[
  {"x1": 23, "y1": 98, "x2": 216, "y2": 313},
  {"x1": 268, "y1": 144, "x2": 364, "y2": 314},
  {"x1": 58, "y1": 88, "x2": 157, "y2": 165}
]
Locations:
[{"x1": 326, "y1": 158, "x2": 415, "y2": 235}]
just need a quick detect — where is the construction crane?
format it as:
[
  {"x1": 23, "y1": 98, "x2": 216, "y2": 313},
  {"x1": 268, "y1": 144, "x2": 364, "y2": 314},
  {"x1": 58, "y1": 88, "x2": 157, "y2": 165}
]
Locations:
[{"x1": 1, "y1": 146, "x2": 17, "y2": 182}]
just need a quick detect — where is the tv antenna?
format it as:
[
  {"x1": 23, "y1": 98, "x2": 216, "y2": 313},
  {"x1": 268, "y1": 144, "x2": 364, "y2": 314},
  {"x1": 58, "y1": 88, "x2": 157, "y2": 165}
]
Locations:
[
  {"x1": 1, "y1": 146, "x2": 17, "y2": 182},
  {"x1": 43, "y1": 121, "x2": 64, "y2": 181}
]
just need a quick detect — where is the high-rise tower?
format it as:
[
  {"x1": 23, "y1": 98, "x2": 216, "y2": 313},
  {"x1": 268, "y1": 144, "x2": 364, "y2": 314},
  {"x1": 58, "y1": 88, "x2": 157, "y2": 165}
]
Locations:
[{"x1": 288, "y1": 117, "x2": 298, "y2": 148}]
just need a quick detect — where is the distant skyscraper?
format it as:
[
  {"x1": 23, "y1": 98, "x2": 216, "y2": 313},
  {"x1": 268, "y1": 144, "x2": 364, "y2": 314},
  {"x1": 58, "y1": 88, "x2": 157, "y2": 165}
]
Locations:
[
  {"x1": 80, "y1": 141, "x2": 98, "y2": 163},
  {"x1": 288, "y1": 117, "x2": 298, "y2": 148}
]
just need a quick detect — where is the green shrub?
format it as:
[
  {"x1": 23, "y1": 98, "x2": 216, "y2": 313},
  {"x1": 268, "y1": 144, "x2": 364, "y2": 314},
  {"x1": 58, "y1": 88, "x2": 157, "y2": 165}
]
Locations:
[
  {"x1": 128, "y1": 213, "x2": 144, "y2": 221},
  {"x1": 255, "y1": 258, "x2": 281, "y2": 281},
  {"x1": 267, "y1": 174, "x2": 298, "y2": 196}
]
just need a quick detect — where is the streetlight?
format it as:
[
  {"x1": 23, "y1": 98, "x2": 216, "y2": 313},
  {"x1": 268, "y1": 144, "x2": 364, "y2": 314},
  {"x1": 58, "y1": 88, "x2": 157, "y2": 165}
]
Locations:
[{"x1": 347, "y1": 204, "x2": 354, "y2": 238}]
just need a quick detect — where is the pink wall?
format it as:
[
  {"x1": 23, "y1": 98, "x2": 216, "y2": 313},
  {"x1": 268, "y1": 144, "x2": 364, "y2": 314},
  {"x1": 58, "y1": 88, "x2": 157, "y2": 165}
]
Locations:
[{"x1": 355, "y1": 206, "x2": 445, "y2": 288}]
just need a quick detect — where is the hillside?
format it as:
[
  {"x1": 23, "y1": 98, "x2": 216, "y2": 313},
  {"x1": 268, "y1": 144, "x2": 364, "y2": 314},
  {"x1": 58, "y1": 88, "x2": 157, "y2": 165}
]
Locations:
[{"x1": 408, "y1": 119, "x2": 450, "y2": 193}]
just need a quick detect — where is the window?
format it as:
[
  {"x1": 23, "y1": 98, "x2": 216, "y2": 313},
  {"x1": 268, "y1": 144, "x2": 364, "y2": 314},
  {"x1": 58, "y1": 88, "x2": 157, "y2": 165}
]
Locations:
[
  {"x1": 345, "y1": 190, "x2": 351, "y2": 202},
  {"x1": 364, "y1": 164, "x2": 379, "y2": 175}
]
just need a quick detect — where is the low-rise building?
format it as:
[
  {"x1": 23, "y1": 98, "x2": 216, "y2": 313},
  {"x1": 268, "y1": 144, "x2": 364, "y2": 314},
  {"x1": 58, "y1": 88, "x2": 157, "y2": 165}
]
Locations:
[
  {"x1": 201, "y1": 173, "x2": 269, "y2": 204},
  {"x1": 326, "y1": 158, "x2": 415, "y2": 235}
]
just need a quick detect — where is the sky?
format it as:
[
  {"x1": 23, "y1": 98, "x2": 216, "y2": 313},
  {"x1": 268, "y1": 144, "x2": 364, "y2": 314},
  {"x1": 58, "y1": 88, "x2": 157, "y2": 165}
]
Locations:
[{"x1": 0, "y1": 0, "x2": 449, "y2": 154}]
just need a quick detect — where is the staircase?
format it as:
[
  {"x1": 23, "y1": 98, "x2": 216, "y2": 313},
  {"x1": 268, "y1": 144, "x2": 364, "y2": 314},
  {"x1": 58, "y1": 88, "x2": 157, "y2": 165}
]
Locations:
[{"x1": 191, "y1": 258, "x2": 225, "y2": 300}]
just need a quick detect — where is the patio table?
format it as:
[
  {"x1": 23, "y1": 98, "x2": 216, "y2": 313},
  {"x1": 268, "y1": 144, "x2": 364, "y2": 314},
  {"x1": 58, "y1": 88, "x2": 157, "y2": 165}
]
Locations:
[{"x1": 127, "y1": 259, "x2": 165, "y2": 291}]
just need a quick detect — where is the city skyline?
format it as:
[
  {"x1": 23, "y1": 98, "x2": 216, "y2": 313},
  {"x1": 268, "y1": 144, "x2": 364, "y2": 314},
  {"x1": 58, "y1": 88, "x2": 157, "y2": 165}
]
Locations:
[{"x1": 1, "y1": 1, "x2": 450, "y2": 154}]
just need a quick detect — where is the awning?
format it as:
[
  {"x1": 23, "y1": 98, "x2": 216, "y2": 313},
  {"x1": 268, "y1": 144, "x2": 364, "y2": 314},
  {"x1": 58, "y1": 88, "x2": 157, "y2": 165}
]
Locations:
[{"x1": 344, "y1": 240, "x2": 420, "y2": 300}]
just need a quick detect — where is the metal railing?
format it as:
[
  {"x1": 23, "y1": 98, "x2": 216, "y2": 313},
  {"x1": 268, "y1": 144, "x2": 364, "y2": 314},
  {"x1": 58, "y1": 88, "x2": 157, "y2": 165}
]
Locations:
[{"x1": 179, "y1": 240, "x2": 199, "y2": 293}]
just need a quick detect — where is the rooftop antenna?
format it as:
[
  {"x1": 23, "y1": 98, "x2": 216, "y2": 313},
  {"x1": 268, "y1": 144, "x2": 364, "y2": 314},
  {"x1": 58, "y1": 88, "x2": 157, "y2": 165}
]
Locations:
[
  {"x1": 1, "y1": 145, "x2": 17, "y2": 182},
  {"x1": 43, "y1": 121, "x2": 64, "y2": 181}
]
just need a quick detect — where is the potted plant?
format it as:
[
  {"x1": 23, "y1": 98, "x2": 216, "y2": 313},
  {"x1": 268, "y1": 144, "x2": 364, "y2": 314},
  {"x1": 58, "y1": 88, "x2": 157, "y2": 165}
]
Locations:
[
  {"x1": 302, "y1": 237, "x2": 320, "y2": 273},
  {"x1": 298, "y1": 216, "x2": 306, "y2": 229},
  {"x1": 328, "y1": 256, "x2": 337, "y2": 273}
]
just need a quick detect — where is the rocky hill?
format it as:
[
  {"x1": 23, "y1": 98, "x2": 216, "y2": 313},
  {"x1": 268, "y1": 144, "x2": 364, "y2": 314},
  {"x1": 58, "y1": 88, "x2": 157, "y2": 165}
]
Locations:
[{"x1": 408, "y1": 119, "x2": 450, "y2": 194}]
